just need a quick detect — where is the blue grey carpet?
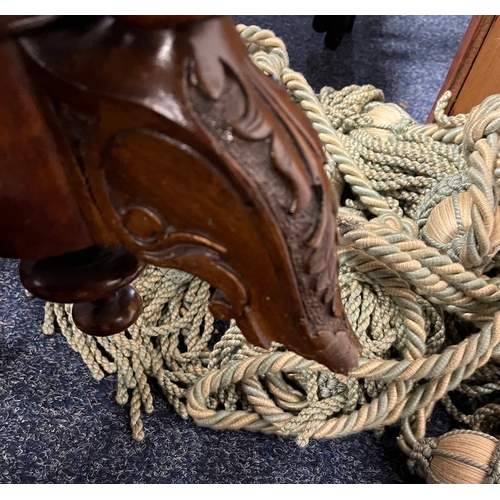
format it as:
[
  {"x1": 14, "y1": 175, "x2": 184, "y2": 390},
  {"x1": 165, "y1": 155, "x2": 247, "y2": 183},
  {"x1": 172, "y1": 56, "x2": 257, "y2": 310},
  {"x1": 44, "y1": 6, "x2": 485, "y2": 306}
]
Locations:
[
  {"x1": 237, "y1": 15, "x2": 472, "y2": 123},
  {"x1": 0, "y1": 15, "x2": 472, "y2": 483}
]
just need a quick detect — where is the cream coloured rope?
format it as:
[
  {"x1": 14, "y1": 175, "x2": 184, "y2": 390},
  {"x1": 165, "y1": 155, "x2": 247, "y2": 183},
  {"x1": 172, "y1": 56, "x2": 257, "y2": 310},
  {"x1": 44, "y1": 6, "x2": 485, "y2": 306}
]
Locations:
[{"x1": 42, "y1": 25, "x2": 500, "y2": 483}]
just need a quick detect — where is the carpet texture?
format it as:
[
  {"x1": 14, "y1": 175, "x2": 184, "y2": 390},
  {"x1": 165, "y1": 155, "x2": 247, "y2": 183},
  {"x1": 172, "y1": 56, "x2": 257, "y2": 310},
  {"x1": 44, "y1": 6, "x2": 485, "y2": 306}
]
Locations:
[{"x1": 0, "y1": 15, "x2": 472, "y2": 483}]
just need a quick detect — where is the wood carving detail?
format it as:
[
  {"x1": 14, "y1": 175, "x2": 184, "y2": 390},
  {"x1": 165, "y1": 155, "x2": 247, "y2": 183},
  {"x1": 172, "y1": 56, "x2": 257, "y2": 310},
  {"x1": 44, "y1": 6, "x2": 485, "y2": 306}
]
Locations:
[
  {"x1": 186, "y1": 19, "x2": 359, "y2": 370},
  {"x1": 15, "y1": 15, "x2": 360, "y2": 374}
]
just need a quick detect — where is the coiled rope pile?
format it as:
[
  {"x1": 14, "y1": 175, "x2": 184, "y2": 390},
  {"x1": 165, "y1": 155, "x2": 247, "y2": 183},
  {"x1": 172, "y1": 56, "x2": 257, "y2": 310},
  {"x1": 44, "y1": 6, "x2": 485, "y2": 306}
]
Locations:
[{"x1": 43, "y1": 25, "x2": 500, "y2": 483}]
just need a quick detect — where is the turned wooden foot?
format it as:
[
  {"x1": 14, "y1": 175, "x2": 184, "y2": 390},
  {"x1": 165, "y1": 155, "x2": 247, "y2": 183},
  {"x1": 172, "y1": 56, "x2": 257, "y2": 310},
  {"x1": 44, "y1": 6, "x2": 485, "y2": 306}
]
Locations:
[
  {"x1": 72, "y1": 286, "x2": 142, "y2": 337},
  {"x1": 0, "y1": 15, "x2": 361, "y2": 373},
  {"x1": 19, "y1": 245, "x2": 144, "y2": 336}
]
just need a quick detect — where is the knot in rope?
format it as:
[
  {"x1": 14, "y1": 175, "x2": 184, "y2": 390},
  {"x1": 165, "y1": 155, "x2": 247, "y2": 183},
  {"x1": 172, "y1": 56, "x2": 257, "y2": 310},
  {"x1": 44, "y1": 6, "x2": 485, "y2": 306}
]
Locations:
[
  {"x1": 407, "y1": 437, "x2": 438, "y2": 478},
  {"x1": 470, "y1": 403, "x2": 500, "y2": 435},
  {"x1": 417, "y1": 95, "x2": 500, "y2": 273}
]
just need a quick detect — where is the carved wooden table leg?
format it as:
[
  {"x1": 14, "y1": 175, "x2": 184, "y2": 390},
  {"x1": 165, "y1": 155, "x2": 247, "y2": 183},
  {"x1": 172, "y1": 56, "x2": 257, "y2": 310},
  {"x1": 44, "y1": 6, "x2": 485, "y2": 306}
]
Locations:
[
  {"x1": 19, "y1": 245, "x2": 144, "y2": 336},
  {"x1": 0, "y1": 15, "x2": 360, "y2": 374}
]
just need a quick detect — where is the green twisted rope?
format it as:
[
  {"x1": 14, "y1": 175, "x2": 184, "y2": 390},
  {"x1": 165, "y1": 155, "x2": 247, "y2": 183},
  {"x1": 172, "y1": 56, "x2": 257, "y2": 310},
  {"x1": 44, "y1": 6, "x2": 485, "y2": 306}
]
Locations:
[{"x1": 42, "y1": 24, "x2": 500, "y2": 482}]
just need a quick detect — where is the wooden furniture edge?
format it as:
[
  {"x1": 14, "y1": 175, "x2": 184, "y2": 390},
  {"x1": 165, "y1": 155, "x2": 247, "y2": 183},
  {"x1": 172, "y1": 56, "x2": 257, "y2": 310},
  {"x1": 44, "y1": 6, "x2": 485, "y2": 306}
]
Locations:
[{"x1": 427, "y1": 15, "x2": 496, "y2": 123}]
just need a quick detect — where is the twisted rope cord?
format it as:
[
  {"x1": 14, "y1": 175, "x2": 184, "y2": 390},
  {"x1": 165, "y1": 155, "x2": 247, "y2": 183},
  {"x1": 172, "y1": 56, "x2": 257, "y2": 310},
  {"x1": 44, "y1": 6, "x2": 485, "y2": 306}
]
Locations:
[
  {"x1": 416, "y1": 104, "x2": 500, "y2": 272},
  {"x1": 41, "y1": 25, "x2": 500, "y2": 481},
  {"x1": 184, "y1": 312, "x2": 500, "y2": 444},
  {"x1": 340, "y1": 218, "x2": 500, "y2": 314},
  {"x1": 238, "y1": 26, "x2": 500, "y2": 327},
  {"x1": 401, "y1": 418, "x2": 500, "y2": 484}
]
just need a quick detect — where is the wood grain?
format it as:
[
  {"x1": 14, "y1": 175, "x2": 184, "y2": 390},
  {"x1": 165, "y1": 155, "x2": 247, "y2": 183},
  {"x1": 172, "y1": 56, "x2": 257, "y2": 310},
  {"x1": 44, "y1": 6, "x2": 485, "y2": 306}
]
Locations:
[
  {"x1": 0, "y1": 15, "x2": 360, "y2": 373},
  {"x1": 0, "y1": 40, "x2": 93, "y2": 259},
  {"x1": 428, "y1": 16, "x2": 498, "y2": 121}
]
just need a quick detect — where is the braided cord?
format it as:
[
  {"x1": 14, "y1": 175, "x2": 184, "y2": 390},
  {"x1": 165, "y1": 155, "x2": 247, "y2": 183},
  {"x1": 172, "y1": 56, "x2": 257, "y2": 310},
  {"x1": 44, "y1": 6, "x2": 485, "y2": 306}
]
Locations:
[{"x1": 41, "y1": 24, "x2": 500, "y2": 479}]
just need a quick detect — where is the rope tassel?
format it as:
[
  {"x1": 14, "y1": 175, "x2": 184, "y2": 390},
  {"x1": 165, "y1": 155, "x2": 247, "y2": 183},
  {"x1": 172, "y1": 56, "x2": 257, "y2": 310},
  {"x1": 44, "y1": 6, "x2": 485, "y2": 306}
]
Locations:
[{"x1": 44, "y1": 25, "x2": 500, "y2": 484}]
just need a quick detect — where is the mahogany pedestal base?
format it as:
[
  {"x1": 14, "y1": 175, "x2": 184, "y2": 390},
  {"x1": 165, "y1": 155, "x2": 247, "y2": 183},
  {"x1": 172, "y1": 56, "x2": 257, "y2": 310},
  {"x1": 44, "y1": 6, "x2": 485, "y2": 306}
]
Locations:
[{"x1": 0, "y1": 15, "x2": 360, "y2": 374}]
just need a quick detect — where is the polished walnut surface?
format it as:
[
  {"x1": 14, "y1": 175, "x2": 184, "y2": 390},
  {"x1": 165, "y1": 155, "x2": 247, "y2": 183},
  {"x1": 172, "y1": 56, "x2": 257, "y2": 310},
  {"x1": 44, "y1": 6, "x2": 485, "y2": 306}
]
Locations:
[{"x1": 0, "y1": 15, "x2": 360, "y2": 374}]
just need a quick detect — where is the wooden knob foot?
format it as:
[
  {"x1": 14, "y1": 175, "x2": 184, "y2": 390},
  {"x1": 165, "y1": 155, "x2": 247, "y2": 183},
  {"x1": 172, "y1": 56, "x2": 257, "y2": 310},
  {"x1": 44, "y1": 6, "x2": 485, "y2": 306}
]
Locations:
[
  {"x1": 19, "y1": 244, "x2": 145, "y2": 336},
  {"x1": 72, "y1": 285, "x2": 142, "y2": 336}
]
